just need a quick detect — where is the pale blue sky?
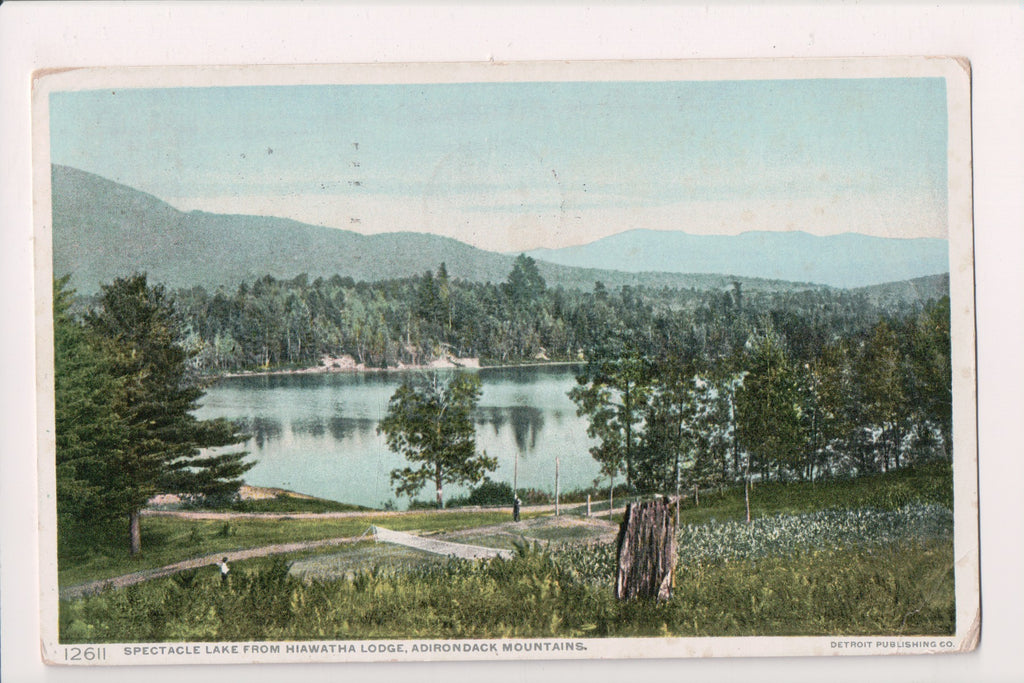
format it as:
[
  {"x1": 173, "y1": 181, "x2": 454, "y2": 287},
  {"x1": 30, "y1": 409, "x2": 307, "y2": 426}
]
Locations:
[{"x1": 50, "y1": 78, "x2": 948, "y2": 251}]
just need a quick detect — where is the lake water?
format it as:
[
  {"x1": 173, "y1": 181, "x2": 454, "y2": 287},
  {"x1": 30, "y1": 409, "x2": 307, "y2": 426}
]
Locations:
[{"x1": 194, "y1": 365, "x2": 600, "y2": 508}]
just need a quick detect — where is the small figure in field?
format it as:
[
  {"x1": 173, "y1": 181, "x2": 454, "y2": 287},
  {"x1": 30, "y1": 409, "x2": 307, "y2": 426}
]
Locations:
[
  {"x1": 218, "y1": 557, "x2": 230, "y2": 584},
  {"x1": 513, "y1": 495, "x2": 521, "y2": 522}
]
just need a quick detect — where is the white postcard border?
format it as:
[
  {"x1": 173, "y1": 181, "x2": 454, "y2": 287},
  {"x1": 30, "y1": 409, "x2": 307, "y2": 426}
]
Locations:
[{"x1": 31, "y1": 56, "x2": 978, "y2": 666}]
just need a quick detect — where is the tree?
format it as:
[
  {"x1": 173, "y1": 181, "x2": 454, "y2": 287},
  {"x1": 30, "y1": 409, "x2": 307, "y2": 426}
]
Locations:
[
  {"x1": 908, "y1": 297, "x2": 952, "y2": 459},
  {"x1": 503, "y1": 254, "x2": 546, "y2": 309},
  {"x1": 634, "y1": 355, "x2": 697, "y2": 496},
  {"x1": 378, "y1": 371, "x2": 496, "y2": 508},
  {"x1": 735, "y1": 328, "x2": 805, "y2": 484},
  {"x1": 685, "y1": 374, "x2": 732, "y2": 500},
  {"x1": 570, "y1": 350, "x2": 654, "y2": 489},
  {"x1": 856, "y1": 319, "x2": 910, "y2": 471},
  {"x1": 87, "y1": 274, "x2": 252, "y2": 555},
  {"x1": 53, "y1": 276, "x2": 126, "y2": 538}
]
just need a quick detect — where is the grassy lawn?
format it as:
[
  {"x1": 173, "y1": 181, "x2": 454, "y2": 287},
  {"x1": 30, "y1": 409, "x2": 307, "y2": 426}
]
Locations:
[
  {"x1": 58, "y1": 509, "x2": 543, "y2": 587},
  {"x1": 58, "y1": 462, "x2": 951, "y2": 588},
  {"x1": 228, "y1": 495, "x2": 371, "y2": 514},
  {"x1": 57, "y1": 463, "x2": 956, "y2": 642},
  {"x1": 60, "y1": 536, "x2": 953, "y2": 642}
]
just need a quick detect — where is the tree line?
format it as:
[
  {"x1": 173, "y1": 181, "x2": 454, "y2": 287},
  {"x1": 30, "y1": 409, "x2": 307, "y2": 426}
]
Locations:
[
  {"x1": 164, "y1": 254, "x2": 923, "y2": 375},
  {"x1": 569, "y1": 294, "x2": 952, "y2": 509}
]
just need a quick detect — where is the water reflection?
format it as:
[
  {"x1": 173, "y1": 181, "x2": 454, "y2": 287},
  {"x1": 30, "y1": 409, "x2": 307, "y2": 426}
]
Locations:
[
  {"x1": 327, "y1": 416, "x2": 377, "y2": 441},
  {"x1": 198, "y1": 365, "x2": 597, "y2": 507},
  {"x1": 237, "y1": 417, "x2": 283, "y2": 449},
  {"x1": 476, "y1": 406, "x2": 545, "y2": 454},
  {"x1": 292, "y1": 417, "x2": 326, "y2": 438},
  {"x1": 480, "y1": 406, "x2": 507, "y2": 436}
]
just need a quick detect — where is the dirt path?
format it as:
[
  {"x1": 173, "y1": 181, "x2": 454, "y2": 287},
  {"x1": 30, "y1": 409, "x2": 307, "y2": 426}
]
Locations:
[
  {"x1": 59, "y1": 535, "x2": 367, "y2": 601},
  {"x1": 141, "y1": 502, "x2": 576, "y2": 521},
  {"x1": 63, "y1": 504, "x2": 629, "y2": 601}
]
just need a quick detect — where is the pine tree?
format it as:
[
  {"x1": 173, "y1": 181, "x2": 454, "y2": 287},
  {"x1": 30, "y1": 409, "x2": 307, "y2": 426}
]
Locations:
[
  {"x1": 53, "y1": 276, "x2": 126, "y2": 538},
  {"x1": 570, "y1": 350, "x2": 654, "y2": 489},
  {"x1": 86, "y1": 274, "x2": 252, "y2": 555},
  {"x1": 908, "y1": 297, "x2": 952, "y2": 459}
]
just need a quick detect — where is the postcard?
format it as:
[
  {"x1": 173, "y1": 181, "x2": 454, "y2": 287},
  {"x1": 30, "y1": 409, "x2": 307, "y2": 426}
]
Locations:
[{"x1": 32, "y1": 57, "x2": 977, "y2": 665}]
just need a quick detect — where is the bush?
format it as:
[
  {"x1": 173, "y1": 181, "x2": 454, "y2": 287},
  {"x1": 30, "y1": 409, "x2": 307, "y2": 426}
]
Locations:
[
  {"x1": 446, "y1": 481, "x2": 551, "y2": 508},
  {"x1": 447, "y1": 480, "x2": 513, "y2": 507}
]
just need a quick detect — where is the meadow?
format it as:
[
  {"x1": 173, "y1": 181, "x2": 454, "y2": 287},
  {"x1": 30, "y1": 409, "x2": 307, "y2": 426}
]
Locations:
[{"x1": 58, "y1": 463, "x2": 956, "y2": 641}]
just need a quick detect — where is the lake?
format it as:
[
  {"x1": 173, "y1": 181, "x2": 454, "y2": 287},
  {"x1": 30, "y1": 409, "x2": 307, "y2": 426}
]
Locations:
[{"x1": 194, "y1": 365, "x2": 600, "y2": 508}]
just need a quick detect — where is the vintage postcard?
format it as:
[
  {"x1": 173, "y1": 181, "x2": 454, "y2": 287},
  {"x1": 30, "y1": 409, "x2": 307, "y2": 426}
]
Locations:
[{"x1": 33, "y1": 57, "x2": 977, "y2": 665}]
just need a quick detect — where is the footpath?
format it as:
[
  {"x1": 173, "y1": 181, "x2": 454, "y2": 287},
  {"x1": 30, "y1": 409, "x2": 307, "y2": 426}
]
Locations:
[
  {"x1": 61, "y1": 502, "x2": 629, "y2": 600},
  {"x1": 59, "y1": 535, "x2": 365, "y2": 600}
]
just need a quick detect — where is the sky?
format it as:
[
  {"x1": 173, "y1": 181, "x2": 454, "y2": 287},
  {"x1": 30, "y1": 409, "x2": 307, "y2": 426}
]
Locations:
[{"x1": 49, "y1": 77, "x2": 949, "y2": 252}]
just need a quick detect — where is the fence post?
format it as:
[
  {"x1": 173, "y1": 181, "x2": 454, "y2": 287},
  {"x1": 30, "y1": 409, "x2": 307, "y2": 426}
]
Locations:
[
  {"x1": 614, "y1": 498, "x2": 678, "y2": 602},
  {"x1": 555, "y1": 457, "x2": 560, "y2": 516}
]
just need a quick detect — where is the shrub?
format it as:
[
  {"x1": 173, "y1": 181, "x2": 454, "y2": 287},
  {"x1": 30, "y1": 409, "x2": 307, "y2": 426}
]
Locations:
[
  {"x1": 446, "y1": 481, "x2": 551, "y2": 508},
  {"x1": 447, "y1": 480, "x2": 514, "y2": 507}
]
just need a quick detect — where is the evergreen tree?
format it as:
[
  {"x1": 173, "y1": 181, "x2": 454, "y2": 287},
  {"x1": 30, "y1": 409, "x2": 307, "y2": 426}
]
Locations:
[
  {"x1": 53, "y1": 276, "x2": 126, "y2": 538},
  {"x1": 378, "y1": 372, "x2": 496, "y2": 508},
  {"x1": 87, "y1": 274, "x2": 252, "y2": 555},
  {"x1": 857, "y1": 319, "x2": 911, "y2": 471},
  {"x1": 908, "y1": 297, "x2": 953, "y2": 458},
  {"x1": 503, "y1": 254, "x2": 546, "y2": 309}
]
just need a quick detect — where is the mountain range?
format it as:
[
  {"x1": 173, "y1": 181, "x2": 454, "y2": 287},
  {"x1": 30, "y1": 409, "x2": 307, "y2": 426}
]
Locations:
[
  {"x1": 525, "y1": 229, "x2": 949, "y2": 290},
  {"x1": 51, "y1": 165, "x2": 949, "y2": 298}
]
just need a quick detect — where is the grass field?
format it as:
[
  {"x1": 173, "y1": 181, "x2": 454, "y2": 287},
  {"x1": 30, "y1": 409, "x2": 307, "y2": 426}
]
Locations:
[
  {"x1": 58, "y1": 509, "x2": 544, "y2": 587},
  {"x1": 227, "y1": 495, "x2": 371, "y2": 514},
  {"x1": 60, "y1": 532, "x2": 953, "y2": 642},
  {"x1": 58, "y1": 462, "x2": 956, "y2": 641}
]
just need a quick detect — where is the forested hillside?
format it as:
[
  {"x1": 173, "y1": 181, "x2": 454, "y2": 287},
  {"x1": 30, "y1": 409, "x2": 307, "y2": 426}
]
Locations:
[
  {"x1": 164, "y1": 252, "x2": 951, "y2": 484},
  {"x1": 52, "y1": 165, "x2": 799, "y2": 295},
  {"x1": 162, "y1": 255, "x2": 933, "y2": 374}
]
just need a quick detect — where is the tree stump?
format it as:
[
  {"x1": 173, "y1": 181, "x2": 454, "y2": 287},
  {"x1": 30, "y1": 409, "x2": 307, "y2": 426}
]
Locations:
[{"x1": 614, "y1": 498, "x2": 678, "y2": 601}]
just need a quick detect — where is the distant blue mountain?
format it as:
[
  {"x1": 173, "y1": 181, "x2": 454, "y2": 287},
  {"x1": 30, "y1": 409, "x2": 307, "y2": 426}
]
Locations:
[
  {"x1": 51, "y1": 166, "x2": 949, "y2": 295},
  {"x1": 51, "y1": 166, "x2": 817, "y2": 295},
  {"x1": 524, "y1": 229, "x2": 949, "y2": 289}
]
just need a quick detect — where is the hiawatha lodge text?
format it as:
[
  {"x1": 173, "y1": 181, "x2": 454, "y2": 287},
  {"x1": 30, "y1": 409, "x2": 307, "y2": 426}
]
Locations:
[{"x1": 121, "y1": 640, "x2": 589, "y2": 658}]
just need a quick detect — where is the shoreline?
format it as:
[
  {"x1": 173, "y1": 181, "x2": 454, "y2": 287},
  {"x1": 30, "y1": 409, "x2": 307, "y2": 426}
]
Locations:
[{"x1": 212, "y1": 359, "x2": 583, "y2": 381}]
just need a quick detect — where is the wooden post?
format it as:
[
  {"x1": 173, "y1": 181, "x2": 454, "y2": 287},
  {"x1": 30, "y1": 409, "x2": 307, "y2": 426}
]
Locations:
[
  {"x1": 614, "y1": 498, "x2": 678, "y2": 602},
  {"x1": 555, "y1": 457, "x2": 560, "y2": 516},
  {"x1": 586, "y1": 494, "x2": 591, "y2": 517},
  {"x1": 128, "y1": 509, "x2": 142, "y2": 556},
  {"x1": 513, "y1": 449, "x2": 519, "y2": 503}
]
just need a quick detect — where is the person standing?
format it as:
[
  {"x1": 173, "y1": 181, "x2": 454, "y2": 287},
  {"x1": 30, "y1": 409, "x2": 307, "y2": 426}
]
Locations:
[
  {"x1": 513, "y1": 495, "x2": 521, "y2": 523},
  {"x1": 218, "y1": 557, "x2": 230, "y2": 585}
]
